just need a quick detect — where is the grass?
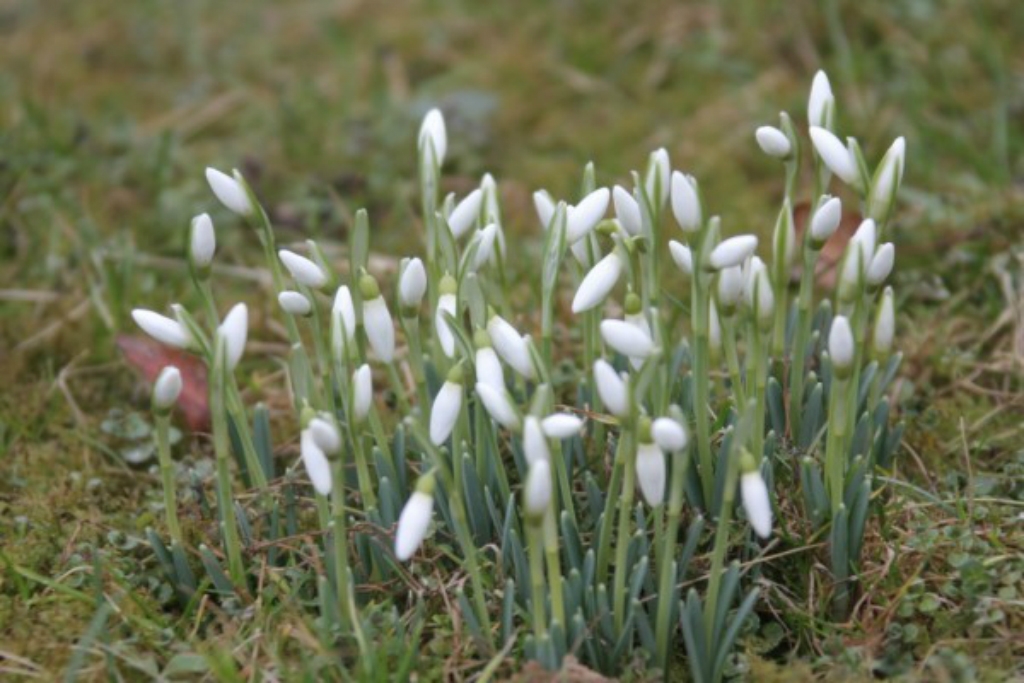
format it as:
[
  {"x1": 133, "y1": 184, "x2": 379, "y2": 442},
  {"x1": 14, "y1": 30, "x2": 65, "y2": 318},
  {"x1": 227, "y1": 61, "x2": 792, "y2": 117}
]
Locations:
[{"x1": 1, "y1": 0, "x2": 1023, "y2": 680}]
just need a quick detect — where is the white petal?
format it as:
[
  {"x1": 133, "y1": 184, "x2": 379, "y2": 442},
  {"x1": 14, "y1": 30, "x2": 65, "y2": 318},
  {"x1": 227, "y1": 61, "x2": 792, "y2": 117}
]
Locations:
[
  {"x1": 308, "y1": 417, "x2": 341, "y2": 454},
  {"x1": 567, "y1": 187, "x2": 610, "y2": 244},
  {"x1": 301, "y1": 430, "x2": 333, "y2": 496},
  {"x1": 670, "y1": 171, "x2": 701, "y2": 233},
  {"x1": 533, "y1": 190, "x2": 555, "y2": 231},
  {"x1": 205, "y1": 167, "x2": 251, "y2": 216},
  {"x1": 866, "y1": 243, "x2": 895, "y2": 287},
  {"x1": 755, "y1": 126, "x2": 791, "y2": 159},
  {"x1": 868, "y1": 137, "x2": 906, "y2": 222},
  {"x1": 873, "y1": 287, "x2": 895, "y2": 355},
  {"x1": 541, "y1": 413, "x2": 584, "y2": 440},
  {"x1": 717, "y1": 265, "x2": 744, "y2": 308},
  {"x1": 828, "y1": 315, "x2": 855, "y2": 371},
  {"x1": 808, "y1": 70, "x2": 834, "y2": 129},
  {"x1": 353, "y1": 364, "x2": 373, "y2": 421},
  {"x1": 475, "y1": 347, "x2": 505, "y2": 391},
  {"x1": 219, "y1": 303, "x2": 248, "y2": 371},
  {"x1": 471, "y1": 223, "x2": 498, "y2": 271},
  {"x1": 447, "y1": 188, "x2": 483, "y2": 239},
  {"x1": 278, "y1": 290, "x2": 312, "y2": 316},
  {"x1": 594, "y1": 359, "x2": 628, "y2": 418},
  {"x1": 488, "y1": 315, "x2": 534, "y2": 379},
  {"x1": 645, "y1": 147, "x2": 671, "y2": 209},
  {"x1": 709, "y1": 235, "x2": 759, "y2": 270},
  {"x1": 430, "y1": 381, "x2": 462, "y2": 445},
  {"x1": 153, "y1": 366, "x2": 182, "y2": 410},
  {"x1": 333, "y1": 286, "x2": 357, "y2": 342},
  {"x1": 475, "y1": 383, "x2": 520, "y2": 430},
  {"x1": 708, "y1": 299, "x2": 722, "y2": 353},
  {"x1": 669, "y1": 240, "x2": 693, "y2": 275},
  {"x1": 600, "y1": 319, "x2": 654, "y2": 358},
  {"x1": 278, "y1": 250, "x2": 327, "y2": 289},
  {"x1": 809, "y1": 127, "x2": 858, "y2": 185},
  {"x1": 741, "y1": 470, "x2": 772, "y2": 539},
  {"x1": 572, "y1": 252, "x2": 623, "y2": 313},
  {"x1": 132, "y1": 309, "x2": 191, "y2": 349},
  {"x1": 363, "y1": 296, "x2": 395, "y2": 362},
  {"x1": 651, "y1": 417, "x2": 687, "y2": 453},
  {"x1": 810, "y1": 196, "x2": 842, "y2": 243},
  {"x1": 190, "y1": 213, "x2": 216, "y2": 267},
  {"x1": 523, "y1": 459, "x2": 552, "y2": 518},
  {"x1": 523, "y1": 416, "x2": 550, "y2": 465},
  {"x1": 399, "y1": 258, "x2": 428, "y2": 309},
  {"x1": 418, "y1": 108, "x2": 447, "y2": 166},
  {"x1": 435, "y1": 293, "x2": 458, "y2": 358},
  {"x1": 613, "y1": 186, "x2": 642, "y2": 237},
  {"x1": 395, "y1": 491, "x2": 434, "y2": 561},
  {"x1": 636, "y1": 442, "x2": 666, "y2": 506}
]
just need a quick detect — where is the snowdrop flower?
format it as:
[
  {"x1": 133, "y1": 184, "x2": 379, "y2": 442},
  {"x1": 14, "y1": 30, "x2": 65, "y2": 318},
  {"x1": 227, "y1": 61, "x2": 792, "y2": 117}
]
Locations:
[
  {"x1": 717, "y1": 265, "x2": 744, "y2": 314},
  {"x1": 352, "y1": 364, "x2": 373, "y2": 422},
  {"x1": 651, "y1": 416, "x2": 687, "y2": 453},
  {"x1": 829, "y1": 315, "x2": 855, "y2": 376},
  {"x1": 809, "y1": 127, "x2": 859, "y2": 186},
  {"x1": 470, "y1": 223, "x2": 499, "y2": 271},
  {"x1": 300, "y1": 429, "x2": 332, "y2": 496},
  {"x1": 866, "y1": 243, "x2": 895, "y2": 288},
  {"x1": 219, "y1": 303, "x2": 248, "y2": 371},
  {"x1": 395, "y1": 474, "x2": 436, "y2": 561},
  {"x1": 740, "y1": 458, "x2": 772, "y2": 539},
  {"x1": 447, "y1": 189, "x2": 483, "y2": 240},
  {"x1": 745, "y1": 258, "x2": 774, "y2": 330},
  {"x1": 709, "y1": 235, "x2": 759, "y2": 271},
  {"x1": 572, "y1": 251, "x2": 623, "y2": 313},
  {"x1": 278, "y1": 290, "x2": 312, "y2": 317},
  {"x1": 474, "y1": 332, "x2": 505, "y2": 391},
  {"x1": 810, "y1": 196, "x2": 842, "y2": 245},
  {"x1": 152, "y1": 366, "x2": 182, "y2": 413},
  {"x1": 636, "y1": 438, "x2": 666, "y2": 507},
  {"x1": 331, "y1": 285, "x2": 357, "y2": 356},
  {"x1": 669, "y1": 240, "x2": 693, "y2": 276},
  {"x1": 475, "y1": 382, "x2": 520, "y2": 430},
  {"x1": 670, "y1": 171, "x2": 702, "y2": 233},
  {"x1": 593, "y1": 359, "x2": 629, "y2": 418},
  {"x1": 189, "y1": 213, "x2": 216, "y2": 270},
  {"x1": 708, "y1": 298, "x2": 722, "y2": 355},
  {"x1": 430, "y1": 366, "x2": 464, "y2": 445},
  {"x1": 360, "y1": 273, "x2": 395, "y2": 362},
  {"x1": 808, "y1": 70, "x2": 834, "y2": 130},
  {"x1": 645, "y1": 147, "x2": 671, "y2": 210},
  {"x1": 279, "y1": 249, "x2": 328, "y2": 289},
  {"x1": 487, "y1": 313, "x2": 534, "y2": 379},
  {"x1": 418, "y1": 108, "x2": 447, "y2": 167},
  {"x1": 533, "y1": 190, "x2": 556, "y2": 230},
  {"x1": 399, "y1": 258, "x2": 427, "y2": 311},
  {"x1": 132, "y1": 309, "x2": 192, "y2": 349},
  {"x1": 838, "y1": 219, "x2": 877, "y2": 299},
  {"x1": 541, "y1": 413, "x2": 584, "y2": 439},
  {"x1": 523, "y1": 415, "x2": 551, "y2": 466},
  {"x1": 613, "y1": 186, "x2": 642, "y2": 237},
  {"x1": 523, "y1": 458, "x2": 553, "y2": 521},
  {"x1": 567, "y1": 187, "x2": 610, "y2": 244},
  {"x1": 601, "y1": 319, "x2": 655, "y2": 359},
  {"x1": 868, "y1": 137, "x2": 906, "y2": 224},
  {"x1": 873, "y1": 287, "x2": 895, "y2": 357},
  {"x1": 308, "y1": 417, "x2": 341, "y2": 455},
  {"x1": 435, "y1": 274, "x2": 458, "y2": 358},
  {"x1": 205, "y1": 167, "x2": 252, "y2": 216},
  {"x1": 624, "y1": 293, "x2": 652, "y2": 339},
  {"x1": 755, "y1": 126, "x2": 792, "y2": 159}
]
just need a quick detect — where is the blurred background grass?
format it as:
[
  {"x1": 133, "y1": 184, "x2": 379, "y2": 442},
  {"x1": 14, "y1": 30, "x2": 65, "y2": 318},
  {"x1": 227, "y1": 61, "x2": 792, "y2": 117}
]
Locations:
[{"x1": 1, "y1": 0, "x2": 1022, "y2": 679}]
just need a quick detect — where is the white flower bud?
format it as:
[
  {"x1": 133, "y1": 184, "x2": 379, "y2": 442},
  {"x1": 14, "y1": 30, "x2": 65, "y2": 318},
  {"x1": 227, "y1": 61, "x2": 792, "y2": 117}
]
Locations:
[
  {"x1": 828, "y1": 315, "x2": 855, "y2": 372},
  {"x1": 332, "y1": 285, "x2": 357, "y2": 354},
  {"x1": 470, "y1": 223, "x2": 499, "y2": 271},
  {"x1": 809, "y1": 127, "x2": 858, "y2": 186},
  {"x1": 363, "y1": 295, "x2": 395, "y2": 362},
  {"x1": 808, "y1": 70, "x2": 834, "y2": 130},
  {"x1": 487, "y1": 314, "x2": 534, "y2": 379},
  {"x1": 572, "y1": 252, "x2": 623, "y2": 313},
  {"x1": 447, "y1": 188, "x2": 483, "y2": 239},
  {"x1": 278, "y1": 290, "x2": 312, "y2": 316},
  {"x1": 868, "y1": 137, "x2": 906, "y2": 224},
  {"x1": 645, "y1": 147, "x2": 671, "y2": 210},
  {"x1": 190, "y1": 213, "x2": 216, "y2": 268},
  {"x1": 205, "y1": 167, "x2": 252, "y2": 216},
  {"x1": 308, "y1": 417, "x2": 341, "y2": 455},
  {"x1": 709, "y1": 235, "x2": 759, "y2": 271},
  {"x1": 670, "y1": 171, "x2": 702, "y2": 233},
  {"x1": 523, "y1": 416, "x2": 550, "y2": 466},
  {"x1": 717, "y1": 265, "x2": 744, "y2": 310},
  {"x1": 152, "y1": 366, "x2": 182, "y2": 411},
  {"x1": 613, "y1": 186, "x2": 642, "y2": 237},
  {"x1": 219, "y1": 303, "x2": 248, "y2": 371},
  {"x1": 300, "y1": 429, "x2": 333, "y2": 496},
  {"x1": 132, "y1": 309, "x2": 192, "y2": 349},
  {"x1": 541, "y1": 413, "x2": 584, "y2": 440},
  {"x1": 594, "y1": 359, "x2": 629, "y2": 418},
  {"x1": 838, "y1": 219, "x2": 877, "y2": 298},
  {"x1": 523, "y1": 459, "x2": 553, "y2": 519},
  {"x1": 741, "y1": 470, "x2": 772, "y2": 539},
  {"x1": 600, "y1": 319, "x2": 654, "y2": 359},
  {"x1": 755, "y1": 126, "x2": 792, "y2": 159},
  {"x1": 399, "y1": 258, "x2": 428, "y2": 309},
  {"x1": 418, "y1": 108, "x2": 447, "y2": 167},
  {"x1": 475, "y1": 346, "x2": 504, "y2": 391},
  {"x1": 651, "y1": 417, "x2": 687, "y2": 453},
  {"x1": 669, "y1": 240, "x2": 693, "y2": 275},
  {"x1": 278, "y1": 249, "x2": 328, "y2": 289},
  {"x1": 395, "y1": 490, "x2": 435, "y2": 561},
  {"x1": 708, "y1": 298, "x2": 722, "y2": 353},
  {"x1": 436, "y1": 292, "x2": 458, "y2": 358},
  {"x1": 567, "y1": 187, "x2": 610, "y2": 244},
  {"x1": 810, "y1": 196, "x2": 843, "y2": 244},
  {"x1": 353, "y1": 364, "x2": 373, "y2": 422},
  {"x1": 430, "y1": 380, "x2": 463, "y2": 445},
  {"x1": 533, "y1": 190, "x2": 556, "y2": 230},
  {"x1": 636, "y1": 441, "x2": 666, "y2": 506},
  {"x1": 475, "y1": 382, "x2": 520, "y2": 430},
  {"x1": 873, "y1": 287, "x2": 895, "y2": 356},
  {"x1": 866, "y1": 243, "x2": 895, "y2": 287}
]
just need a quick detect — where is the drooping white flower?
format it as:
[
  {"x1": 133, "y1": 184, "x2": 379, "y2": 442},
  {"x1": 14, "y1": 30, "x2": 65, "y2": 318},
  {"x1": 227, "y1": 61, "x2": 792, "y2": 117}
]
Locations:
[
  {"x1": 395, "y1": 487, "x2": 435, "y2": 561},
  {"x1": 828, "y1": 315, "x2": 855, "y2": 372},
  {"x1": 487, "y1": 314, "x2": 534, "y2": 379},
  {"x1": 709, "y1": 235, "x2": 759, "y2": 271},
  {"x1": 418, "y1": 108, "x2": 447, "y2": 167},
  {"x1": 670, "y1": 171, "x2": 702, "y2": 233},
  {"x1": 613, "y1": 186, "x2": 642, "y2": 237},
  {"x1": 219, "y1": 303, "x2": 248, "y2": 371},
  {"x1": 308, "y1": 417, "x2": 341, "y2": 454},
  {"x1": 436, "y1": 292, "x2": 458, "y2": 358},
  {"x1": 279, "y1": 249, "x2": 328, "y2": 289},
  {"x1": 593, "y1": 359, "x2": 629, "y2": 418},
  {"x1": 278, "y1": 290, "x2": 312, "y2": 316},
  {"x1": 541, "y1": 413, "x2": 584, "y2": 440},
  {"x1": 645, "y1": 147, "x2": 671, "y2": 210},
  {"x1": 475, "y1": 346, "x2": 504, "y2": 391},
  {"x1": 475, "y1": 382, "x2": 520, "y2": 430},
  {"x1": 132, "y1": 309, "x2": 192, "y2": 349},
  {"x1": 741, "y1": 469, "x2": 772, "y2": 539},
  {"x1": 808, "y1": 70, "x2": 834, "y2": 130},
  {"x1": 567, "y1": 187, "x2": 610, "y2": 244},
  {"x1": 873, "y1": 287, "x2": 895, "y2": 356},
  {"x1": 636, "y1": 441, "x2": 666, "y2": 506},
  {"x1": 868, "y1": 137, "x2": 906, "y2": 223},
  {"x1": 523, "y1": 458, "x2": 553, "y2": 519},
  {"x1": 470, "y1": 223, "x2": 499, "y2": 271},
  {"x1": 332, "y1": 285, "x2": 357, "y2": 355},
  {"x1": 430, "y1": 378, "x2": 463, "y2": 445},
  {"x1": 399, "y1": 258, "x2": 428, "y2": 310},
  {"x1": 190, "y1": 213, "x2": 216, "y2": 268},
  {"x1": 755, "y1": 126, "x2": 792, "y2": 159},
  {"x1": 447, "y1": 188, "x2": 483, "y2": 239},
  {"x1": 669, "y1": 240, "x2": 693, "y2": 275},
  {"x1": 205, "y1": 167, "x2": 252, "y2": 216},
  {"x1": 600, "y1": 319, "x2": 654, "y2": 359},
  {"x1": 533, "y1": 190, "x2": 556, "y2": 230},
  {"x1": 363, "y1": 294, "x2": 396, "y2": 363},
  {"x1": 651, "y1": 417, "x2": 687, "y2": 453},
  {"x1": 809, "y1": 127, "x2": 859, "y2": 186},
  {"x1": 717, "y1": 265, "x2": 744, "y2": 311},
  {"x1": 300, "y1": 429, "x2": 333, "y2": 496},
  {"x1": 572, "y1": 252, "x2": 623, "y2": 313},
  {"x1": 152, "y1": 366, "x2": 182, "y2": 411},
  {"x1": 810, "y1": 196, "x2": 843, "y2": 244},
  {"x1": 866, "y1": 243, "x2": 895, "y2": 287},
  {"x1": 353, "y1": 364, "x2": 373, "y2": 422},
  {"x1": 523, "y1": 416, "x2": 551, "y2": 465}
]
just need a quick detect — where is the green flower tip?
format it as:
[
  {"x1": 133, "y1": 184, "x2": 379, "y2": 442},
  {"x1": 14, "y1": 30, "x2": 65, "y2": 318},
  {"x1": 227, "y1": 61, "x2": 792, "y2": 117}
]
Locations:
[
  {"x1": 358, "y1": 270, "x2": 381, "y2": 299},
  {"x1": 440, "y1": 273, "x2": 458, "y2": 296}
]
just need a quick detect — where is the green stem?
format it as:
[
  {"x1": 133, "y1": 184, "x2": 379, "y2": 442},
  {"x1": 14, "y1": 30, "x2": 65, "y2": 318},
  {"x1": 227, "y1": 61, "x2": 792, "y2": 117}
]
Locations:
[
  {"x1": 211, "y1": 344, "x2": 245, "y2": 588},
  {"x1": 154, "y1": 414, "x2": 183, "y2": 547},
  {"x1": 596, "y1": 427, "x2": 630, "y2": 586},
  {"x1": 542, "y1": 508, "x2": 564, "y2": 627},
  {"x1": 527, "y1": 520, "x2": 547, "y2": 640},
  {"x1": 750, "y1": 332, "x2": 769, "y2": 462},
  {"x1": 824, "y1": 376, "x2": 850, "y2": 512},
  {"x1": 721, "y1": 315, "x2": 745, "y2": 409},
  {"x1": 655, "y1": 446, "x2": 690, "y2": 669},
  {"x1": 788, "y1": 245, "x2": 820, "y2": 440},
  {"x1": 386, "y1": 361, "x2": 412, "y2": 416},
  {"x1": 330, "y1": 459, "x2": 353, "y2": 631},
  {"x1": 703, "y1": 434, "x2": 741, "y2": 647},
  {"x1": 692, "y1": 272, "x2": 714, "y2": 507},
  {"x1": 613, "y1": 438, "x2": 637, "y2": 632}
]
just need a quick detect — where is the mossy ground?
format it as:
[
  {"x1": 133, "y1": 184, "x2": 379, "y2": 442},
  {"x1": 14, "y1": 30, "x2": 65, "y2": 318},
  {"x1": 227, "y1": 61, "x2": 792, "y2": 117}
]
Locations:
[{"x1": 1, "y1": 0, "x2": 1022, "y2": 680}]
